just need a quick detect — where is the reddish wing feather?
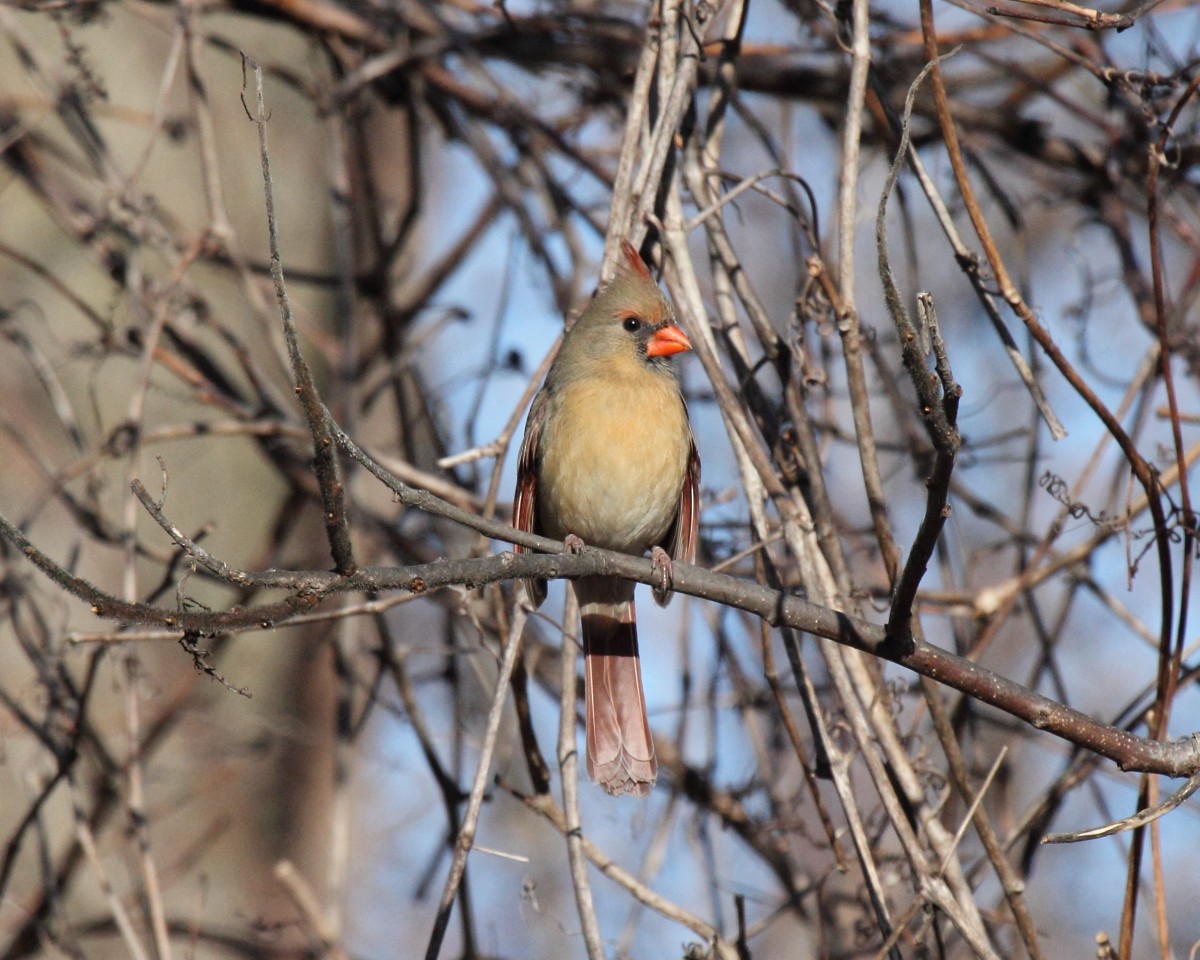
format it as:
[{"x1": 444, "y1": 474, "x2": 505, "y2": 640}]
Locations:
[
  {"x1": 654, "y1": 429, "x2": 700, "y2": 607},
  {"x1": 675, "y1": 436, "x2": 701, "y2": 565},
  {"x1": 514, "y1": 390, "x2": 548, "y2": 608}
]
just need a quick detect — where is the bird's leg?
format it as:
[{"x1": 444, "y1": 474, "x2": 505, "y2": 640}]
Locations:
[
  {"x1": 650, "y1": 545, "x2": 674, "y2": 595},
  {"x1": 563, "y1": 533, "x2": 586, "y2": 554}
]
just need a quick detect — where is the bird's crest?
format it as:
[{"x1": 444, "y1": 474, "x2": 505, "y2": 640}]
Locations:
[{"x1": 618, "y1": 241, "x2": 653, "y2": 282}]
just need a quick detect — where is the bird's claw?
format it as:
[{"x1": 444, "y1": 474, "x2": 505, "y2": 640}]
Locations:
[
  {"x1": 650, "y1": 546, "x2": 674, "y2": 595},
  {"x1": 563, "y1": 533, "x2": 586, "y2": 555}
]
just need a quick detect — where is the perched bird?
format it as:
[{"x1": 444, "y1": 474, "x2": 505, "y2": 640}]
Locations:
[{"x1": 513, "y1": 241, "x2": 700, "y2": 797}]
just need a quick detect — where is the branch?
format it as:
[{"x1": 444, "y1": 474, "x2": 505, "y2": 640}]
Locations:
[
  {"x1": 1042, "y1": 764, "x2": 1200, "y2": 844},
  {"x1": 2, "y1": 496, "x2": 1197, "y2": 780},
  {"x1": 242, "y1": 55, "x2": 356, "y2": 576}
]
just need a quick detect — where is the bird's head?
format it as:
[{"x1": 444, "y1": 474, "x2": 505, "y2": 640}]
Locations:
[{"x1": 566, "y1": 241, "x2": 692, "y2": 371}]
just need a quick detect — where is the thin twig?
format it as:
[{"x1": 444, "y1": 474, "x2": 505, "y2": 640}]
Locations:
[
  {"x1": 242, "y1": 55, "x2": 356, "y2": 576},
  {"x1": 557, "y1": 590, "x2": 605, "y2": 959},
  {"x1": 1043, "y1": 764, "x2": 1200, "y2": 844},
  {"x1": 422, "y1": 602, "x2": 528, "y2": 960},
  {"x1": 274, "y1": 860, "x2": 351, "y2": 960}
]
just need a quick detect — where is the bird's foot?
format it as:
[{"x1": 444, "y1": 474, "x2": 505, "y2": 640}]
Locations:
[
  {"x1": 650, "y1": 546, "x2": 674, "y2": 596},
  {"x1": 563, "y1": 533, "x2": 586, "y2": 554}
]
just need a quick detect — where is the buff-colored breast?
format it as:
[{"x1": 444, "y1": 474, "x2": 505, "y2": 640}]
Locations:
[{"x1": 538, "y1": 366, "x2": 689, "y2": 555}]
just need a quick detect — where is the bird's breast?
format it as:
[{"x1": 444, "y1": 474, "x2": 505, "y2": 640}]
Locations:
[{"x1": 538, "y1": 371, "x2": 690, "y2": 554}]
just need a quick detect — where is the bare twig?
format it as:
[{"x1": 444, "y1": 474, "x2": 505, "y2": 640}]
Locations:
[
  {"x1": 423, "y1": 602, "x2": 528, "y2": 960},
  {"x1": 556, "y1": 590, "x2": 604, "y2": 959},
  {"x1": 1043, "y1": 764, "x2": 1200, "y2": 844},
  {"x1": 242, "y1": 55, "x2": 356, "y2": 576}
]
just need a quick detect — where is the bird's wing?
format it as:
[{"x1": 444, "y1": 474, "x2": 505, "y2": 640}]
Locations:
[
  {"x1": 666, "y1": 432, "x2": 700, "y2": 565},
  {"x1": 514, "y1": 387, "x2": 549, "y2": 608},
  {"x1": 674, "y1": 434, "x2": 701, "y2": 565},
  {"x1": 654, "y1": 426, "x2": 700, "y2": 607}
]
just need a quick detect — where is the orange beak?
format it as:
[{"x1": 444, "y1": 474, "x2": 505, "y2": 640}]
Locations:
[{"x1": 646, "y1": 324, "x2": 692, "y2": 358}]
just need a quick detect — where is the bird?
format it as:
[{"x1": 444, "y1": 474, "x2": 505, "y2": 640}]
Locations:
[{"x1": 513, "y1": 241, "x2": 700, "y2": 797}]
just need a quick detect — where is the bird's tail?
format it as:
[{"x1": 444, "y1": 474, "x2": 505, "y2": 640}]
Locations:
[{"x1": 579, "y1": 588, "x2": 656, "y2": 797}]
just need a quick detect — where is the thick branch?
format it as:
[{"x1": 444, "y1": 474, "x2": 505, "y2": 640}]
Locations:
[{"x1": 1, "y1": 506, "x2": 1196, "y2": 780}]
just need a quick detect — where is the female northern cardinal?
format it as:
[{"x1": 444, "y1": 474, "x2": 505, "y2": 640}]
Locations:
[{"x1": 513, "y1": 241, "x2": 700, "y2": 797}]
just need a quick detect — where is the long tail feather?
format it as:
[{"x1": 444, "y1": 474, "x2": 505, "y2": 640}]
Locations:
[{"x1": 580, "y1": 593, "x2": 656, "y2": 797}]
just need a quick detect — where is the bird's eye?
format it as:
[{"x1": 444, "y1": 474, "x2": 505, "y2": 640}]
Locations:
[{"x1": 622, "y1": 316, "x2": 642, "y2": 333}]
